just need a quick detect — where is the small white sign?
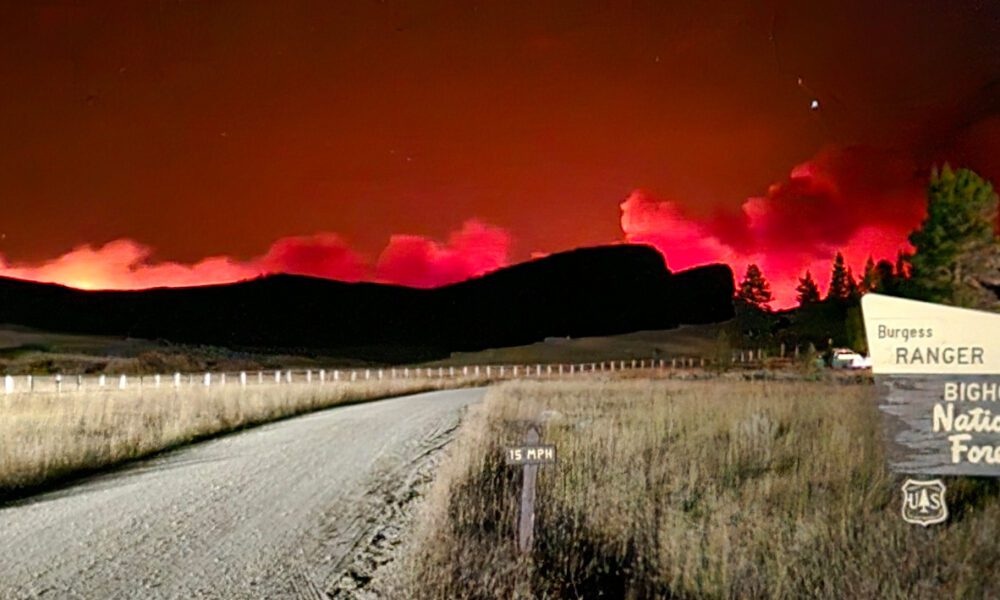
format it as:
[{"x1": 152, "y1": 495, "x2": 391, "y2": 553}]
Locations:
[
  {"x1": 505, "y1": 444, "x2": 557, "y2": 466},
  {"x1": 901, "y1": 478, "x2": 948, "y2": 526}
]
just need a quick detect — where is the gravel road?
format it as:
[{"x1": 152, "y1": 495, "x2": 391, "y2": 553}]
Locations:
[{"x1": 0, "y1": 387, "x2": 486, "y2": 599}]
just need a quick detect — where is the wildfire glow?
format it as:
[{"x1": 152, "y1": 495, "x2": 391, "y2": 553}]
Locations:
[
  {"x1": 621, "y1": 145, "x2": 927, "y2": 307},
  {"x1": 0, "y1": 220, "x2": 511, "y2": 292},
  {"x1": 0, "y1": 146, "x2": 931, "y2": 306}
]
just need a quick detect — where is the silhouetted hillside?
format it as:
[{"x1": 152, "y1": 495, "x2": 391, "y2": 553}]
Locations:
[{"x1": 0, "y1": 245, "x2": 734, "y2": 362}]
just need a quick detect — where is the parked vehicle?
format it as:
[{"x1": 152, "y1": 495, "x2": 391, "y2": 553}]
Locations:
[{"x1": 830, "y1": 348, "x2": 872, "y2": 369}]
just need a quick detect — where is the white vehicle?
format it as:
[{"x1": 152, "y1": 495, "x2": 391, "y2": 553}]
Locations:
[{"x1": 830, "y1": 348, "x2": 872, "y2": 369}]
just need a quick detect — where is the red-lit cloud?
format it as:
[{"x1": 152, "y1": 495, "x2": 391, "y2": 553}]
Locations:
[
  {"x1": 0, "y1": 145, "x2": 942, "y2": 308},
  {"x1": 375, "y1": 220, "x2": 510, "y2": 287},
  {"x1": 622, "y1": 146, "x2": 928, "y2": 307},
  {"x1": 0, "y1": 221, "x2": 509, "y2": 291}
]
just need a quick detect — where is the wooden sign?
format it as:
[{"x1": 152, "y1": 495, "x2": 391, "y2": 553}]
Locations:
[
  {"x1": 862, "y1": 294, "x2": 1000, "y2": 476},
  {"x1": 504, "y1": 444, "x2": 557, "y2": 466},
  {"x1": 505, "y1": 427, "x2": 556, "y2": 554}
]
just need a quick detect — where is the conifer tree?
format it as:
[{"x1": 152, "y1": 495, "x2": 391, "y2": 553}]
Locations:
[
  {"x1": 860, "y1": 256, "x2": 877, "y2": 293},
  {"x1": 826, "y1": 252, "x2": 851, "y2": 302},
  {"x1": 907, "y1": 165, "x2": 1000, "y2": 308},
  {"x1": 796, "y1": 270, "x2": 821, "y2": 306},
  {"x1": 736, "y1": 263, "x2": 773, "y2": 311}
]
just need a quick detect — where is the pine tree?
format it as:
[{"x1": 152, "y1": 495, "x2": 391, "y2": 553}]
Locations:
[
  {"x1": 796, "y1": 270, "x2": 821, "y2": 306},
  {"x1": 906, "y1": 165, "x2": 1000, "y2": 308},
  {"x1": 860, "y1": 256, "x2": 877, "y2": 293},
  {"x1": 736, "y1": 264, "x2": 773, "y2": 311},
  {"x1": 875, "y1": 259, "x2": 897, "y2": 294},
  {"x1": 846, "y1": 266, "x2": 860, "y2": 299},
  {"x1": 826, "y1": 252, "x2": 850, "y2": 302}
]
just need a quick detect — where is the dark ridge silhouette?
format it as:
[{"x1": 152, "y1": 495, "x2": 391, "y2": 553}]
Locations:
[{"x1": 0, "y1": 244, "x2": 734, "y2": 363}]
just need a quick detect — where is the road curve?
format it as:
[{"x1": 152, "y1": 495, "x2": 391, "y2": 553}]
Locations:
[{"x1": 0, "y1": 387, "x2": 486, "y2": 599}]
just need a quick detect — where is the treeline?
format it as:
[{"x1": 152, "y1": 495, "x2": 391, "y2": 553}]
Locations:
[{"x1": 731, "y1": 165, "x2": 1000, "y2": 354}]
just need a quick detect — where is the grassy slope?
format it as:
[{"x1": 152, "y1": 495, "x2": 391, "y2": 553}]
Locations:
[
  {"x1": 0, "y1": 322, "x2": 730, "y2": 375},
  {"x1": 426, "y1": 322, "x2": 729, "y2": 367},
  {"x1": 0, "y1": 325, "x2": 373, "y2": 375},
  {"x1": 402, "y1": 378, "x2": 1000, "y2": 599}
]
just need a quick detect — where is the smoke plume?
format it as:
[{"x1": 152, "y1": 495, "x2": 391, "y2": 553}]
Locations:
[
  {"x1": 0, "y1": 220, "x2": 510, "y2": 291},
  {"x1": 621, "y1": 146, "x2": 928, "y2": 306}
]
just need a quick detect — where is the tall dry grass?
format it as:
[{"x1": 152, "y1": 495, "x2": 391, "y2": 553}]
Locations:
[
  {"x1": 0, "y1": 376, "x2": 484, "y2": 498},
  {"x1": 402, "y1": 379, "x2": 1000, "y2": 599}
]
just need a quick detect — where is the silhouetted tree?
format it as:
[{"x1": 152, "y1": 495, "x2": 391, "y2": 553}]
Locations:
[
  {"x1": 846, "y1": 267, "x2": 860, "y2": 299},
  {"x1": 860, "y1": 256, "x2": 877, "y2": 293},
  {"x1": 826, "y1": 252, "x2": 851, "y2": 302},
  {"x1": 875, "y1": 259, "x2": 897, "y2": 294},
  {"x1": 736, "y1": 263, "x2": 773, "y2": 311},
  {"x1": 796, "y1": 270, "x2": 821, "y2": 306}
]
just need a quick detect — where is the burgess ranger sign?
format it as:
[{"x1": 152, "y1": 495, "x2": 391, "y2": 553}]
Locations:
[{"x1": 862, "y1": 293, "x2": 1000, "y2": 476}]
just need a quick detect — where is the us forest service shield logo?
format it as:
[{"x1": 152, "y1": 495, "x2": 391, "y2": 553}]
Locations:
[{"x1": 901, "y1": 479, "x2": 948, "y2": 526}]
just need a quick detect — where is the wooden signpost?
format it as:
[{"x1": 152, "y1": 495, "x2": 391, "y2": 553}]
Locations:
[
  {"x1": 863, "y1": 293, "x2": 1000, "y2": 525},
  {"x1": 505, "y1": 427, "x2": 557, "y2": 553},
  {"x1": 863, "y1": 294, "x2": 1000, "y2": 476}
]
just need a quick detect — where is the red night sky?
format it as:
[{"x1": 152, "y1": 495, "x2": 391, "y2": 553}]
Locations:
[{"x1": 1, "y1": 1, "x2": 999, "y2": 306}]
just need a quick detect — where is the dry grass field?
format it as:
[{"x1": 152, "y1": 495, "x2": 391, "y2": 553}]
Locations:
[
  {"x1": 0, "y1": 375, "x2": 486, "y2": 498},
  {"x1": 402, "y1": 379, "x2": 1000, "y2": 599}
]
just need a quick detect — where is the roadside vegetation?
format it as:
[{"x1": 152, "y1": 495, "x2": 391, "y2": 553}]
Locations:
[
  {"x1": 0, "y1": 375, "x2": 487, "y2": 499},
  {"x1": 402, "y1": 379, "x2": 1000, "y2": 599}
]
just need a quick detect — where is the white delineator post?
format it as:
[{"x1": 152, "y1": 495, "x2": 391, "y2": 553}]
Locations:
[
  {"x1": 118, "y1": 375, "x2": 127, "y2": 390},
  {"x1": 240, "y1": 371, "x2": 247, "y2": 387},
  {"x1": 204, "y1": 373, "x2": 212, "y2": 387},
  {"x1": 4, "y1": 374, "x2": 13, "y2": 395},
  {"x1": 174, "y1": 372, "x2": 181, "y2": 388}
]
